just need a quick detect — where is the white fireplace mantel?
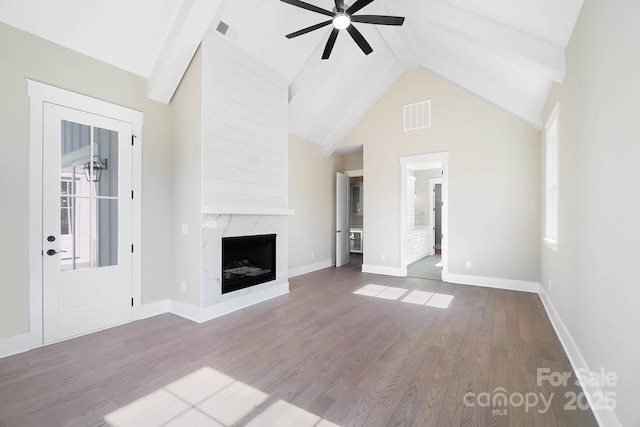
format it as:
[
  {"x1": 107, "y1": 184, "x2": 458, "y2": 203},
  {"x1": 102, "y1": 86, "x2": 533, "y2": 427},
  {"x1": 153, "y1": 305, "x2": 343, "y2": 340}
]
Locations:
[{"x1": 202, "y1": 206, "x2": 295, "y2": 216}]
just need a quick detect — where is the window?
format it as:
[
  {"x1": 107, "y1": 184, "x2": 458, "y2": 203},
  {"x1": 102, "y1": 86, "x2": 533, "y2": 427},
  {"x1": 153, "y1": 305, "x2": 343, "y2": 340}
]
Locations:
[
  {"x1": 544, "y1": 103, "x2": 560, "y2": 251},
  {"x1": 60, "y1": 178, "x2": 76, "y2": 235}
]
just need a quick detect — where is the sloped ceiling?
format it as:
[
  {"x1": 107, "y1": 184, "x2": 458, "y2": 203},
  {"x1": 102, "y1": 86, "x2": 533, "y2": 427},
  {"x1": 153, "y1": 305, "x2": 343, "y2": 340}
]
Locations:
[{"x1": 0, "y1": 0, "x2": 583, "y2": 155}]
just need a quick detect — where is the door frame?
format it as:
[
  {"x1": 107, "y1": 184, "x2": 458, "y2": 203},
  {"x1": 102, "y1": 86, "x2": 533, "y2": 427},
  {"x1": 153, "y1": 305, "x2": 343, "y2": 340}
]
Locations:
[
  {"x1": 399, "y1": 152, "x2": 449, "y2": 277},
  {"x1": 27, "y1": 80, "x2": 143, "y2": 348}
]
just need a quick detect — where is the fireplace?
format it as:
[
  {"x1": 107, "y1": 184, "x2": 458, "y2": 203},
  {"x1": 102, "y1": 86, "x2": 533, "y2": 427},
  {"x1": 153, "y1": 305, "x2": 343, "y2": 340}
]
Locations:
[{"x1": 221, "y1": 234, "x2": 276, "y2": 294}]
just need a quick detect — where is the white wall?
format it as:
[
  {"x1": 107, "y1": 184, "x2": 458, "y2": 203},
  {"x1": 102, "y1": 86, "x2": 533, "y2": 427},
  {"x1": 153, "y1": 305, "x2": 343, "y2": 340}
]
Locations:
[
  {"x1": 0, "y1": 22, "x2": 172, "y2": 339},
  {"x1": 541, "y1": 0, "x2": 640, "y2": 425},
  {"x1": 340, "y1": 68, "x2": 541, "y2": 281},
  {"x1": 288, "y1": 135, "x2": 344, "y2": 274}
]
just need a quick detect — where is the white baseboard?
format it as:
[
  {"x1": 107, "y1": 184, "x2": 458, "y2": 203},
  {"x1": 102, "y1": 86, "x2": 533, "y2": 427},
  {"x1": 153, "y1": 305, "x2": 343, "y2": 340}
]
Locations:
[
  {"x1": 443, "y1": 272, "x2": 540, "y2": 293},
  {"x1": 169, "y1": 298, "x2": 203, "y2": 323},
  {"x1": 538, "y1": 286, "x2": 621, "y2": 427},
  {"x1": 169, "y1": 282, "x2": 290, "y2": 324},
  {"x1": 197, "y1": 282, "x2": 289, "y2": 323},
  {"x1": 131, "y1": 299, "x2": 169, "y2": 321},
  {"x1": 289, "y1": 259, "x2": 333, "y2": 278},
  {"x1": 133, "y1": 299, "x2": 170, "y2": 321},
  {"x1": 0, "y1": 332, "x2": 33, "y2": 359},
  {"x1": 361, "y1": 264, "x2": 406, "y2": 277}
]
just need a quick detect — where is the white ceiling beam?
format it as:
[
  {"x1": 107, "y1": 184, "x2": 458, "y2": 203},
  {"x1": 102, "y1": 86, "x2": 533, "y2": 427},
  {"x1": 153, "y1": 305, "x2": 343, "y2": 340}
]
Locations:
[
  {"x1": 414, "y1": 51, "x2": 545, "y2": 128},
  {"x1": 413, "y1": 0, "x2": 566, "y2": 83},
  {"x1": 375, "y1": 25, "x2": 418, "y2": 71},
  {"x1": 351, "y1": 1, "x2": 417, "y2": 71},
  {"x1": 148, "y1": 0, "x2": 225, "y2": 104}
]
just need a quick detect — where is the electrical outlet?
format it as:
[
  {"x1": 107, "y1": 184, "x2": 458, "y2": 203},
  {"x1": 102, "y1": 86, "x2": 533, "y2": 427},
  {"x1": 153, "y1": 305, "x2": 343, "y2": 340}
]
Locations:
[
  {"x1": 181, "y1": 224, "x2": 188, "y2": 234},
  {"x1": 181, "y1": 281, "x2": 186, "y2": 293},
  {"x1": 381, "y1": 254, "x2": 386, "y2": 261},
  {"x1": 465, "y1": 261, "x2": 471, "y2": 269},
  {"x1": 549, "y1": 280, "x2": 552, "y2": 290},
  {"x1": 311, "y1": 251, "x2": 315, "y2": 259}
]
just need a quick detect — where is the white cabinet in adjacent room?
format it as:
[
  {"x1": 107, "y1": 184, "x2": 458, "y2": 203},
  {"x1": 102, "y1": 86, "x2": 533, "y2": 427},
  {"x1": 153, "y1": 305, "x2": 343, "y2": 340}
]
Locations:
[{"x1": 407, "y1": 228, "x2": 428, "y2": 264}]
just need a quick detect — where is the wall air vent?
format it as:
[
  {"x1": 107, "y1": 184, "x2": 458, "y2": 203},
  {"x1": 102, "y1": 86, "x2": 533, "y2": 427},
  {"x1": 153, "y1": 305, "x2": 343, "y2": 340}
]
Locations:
[{"x1": 403, "y1": 100, "x2": 431, "y2": 131}]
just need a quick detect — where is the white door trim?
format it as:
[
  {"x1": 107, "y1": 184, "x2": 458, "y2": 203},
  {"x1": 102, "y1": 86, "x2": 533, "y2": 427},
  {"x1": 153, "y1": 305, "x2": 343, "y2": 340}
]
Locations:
[
  {"x1": 399, "y1": 152, "x2": 449, "y2": 277},
  {"x1": 27, "y1": 80, "x2": 143, "y2": 349}
]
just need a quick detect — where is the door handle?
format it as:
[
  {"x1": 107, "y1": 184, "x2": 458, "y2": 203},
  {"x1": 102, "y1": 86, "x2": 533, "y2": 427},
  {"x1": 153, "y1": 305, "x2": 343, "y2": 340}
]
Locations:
[
  {"x1": 46, "y1": 249, "x2": 67, "y2": 256},
  {"x1": 336, "y1": 230, "x2": 341, "y2": 233}
]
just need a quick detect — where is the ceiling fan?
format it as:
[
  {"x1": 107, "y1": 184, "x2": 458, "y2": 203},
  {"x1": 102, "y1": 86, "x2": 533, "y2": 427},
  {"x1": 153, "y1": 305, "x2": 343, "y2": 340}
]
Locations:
[{"x1": 281, "y1": 0, "x2": 405, "y2": 60}]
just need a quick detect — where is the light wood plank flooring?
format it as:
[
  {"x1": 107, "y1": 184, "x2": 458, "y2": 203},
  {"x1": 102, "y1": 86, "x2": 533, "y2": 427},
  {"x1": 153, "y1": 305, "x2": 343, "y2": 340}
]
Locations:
[{"x1": 0, "y1": 256, "x2": 597, "y2": 426}]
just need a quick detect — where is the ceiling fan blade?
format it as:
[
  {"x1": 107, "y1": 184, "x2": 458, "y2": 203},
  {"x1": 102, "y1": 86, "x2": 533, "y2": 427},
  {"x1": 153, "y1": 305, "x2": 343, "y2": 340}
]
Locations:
[
  {"x1": 351, "y1": 15, "x2": 405, "y2": 26},
  {"x1": 281, "y1": 0, "x2": 334, "y2": 17},
  {"x1": 346, "y1": 25, "x2": 373, "y2": 55},
  {"x1": 286, "y1": 20, "x2": 332, "y2": 38},
  {"x1": 322, "y1": 28, "x2": 340, "y2": 60},
  {"x1": 346, "y1": 0, "x2": 375, "y2": 15},
  {"x1": 335, "y1": 0, "x2": 345, "y2": 12}
]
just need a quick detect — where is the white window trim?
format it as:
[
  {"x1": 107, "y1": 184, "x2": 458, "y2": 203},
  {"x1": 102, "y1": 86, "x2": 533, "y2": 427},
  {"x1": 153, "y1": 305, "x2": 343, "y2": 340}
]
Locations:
[{"x1": 543, "y1": 102, "x2": 560, "y2": 252}]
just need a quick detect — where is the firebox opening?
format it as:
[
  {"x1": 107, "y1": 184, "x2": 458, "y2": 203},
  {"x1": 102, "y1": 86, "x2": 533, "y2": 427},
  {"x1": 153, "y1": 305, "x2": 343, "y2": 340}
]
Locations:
[{"x1": 222, "y1": 234, "x2": 276, "y2": 294}]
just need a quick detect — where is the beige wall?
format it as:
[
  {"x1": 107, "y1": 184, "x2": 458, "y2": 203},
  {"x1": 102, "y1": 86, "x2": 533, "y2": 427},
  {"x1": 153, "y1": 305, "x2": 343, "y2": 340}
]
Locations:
[
  {"x1": 0, "y1": 23, "x2": 172, "y2": 339},
  {"x1": 169, "y1": 48, "x2": 203, "y2": 306},
  {"x1": 541, "y1": 1, "x2": 640, "y2": 425},
  {"x1": 289, "y1": 135, "x2": 344, "y2": 270},
  {"x1": 343, "y1": 153, "x2": 363, "y2": 171},
  {"x1": 340, "y1": 68, "x2": 540, "y2": 280}
]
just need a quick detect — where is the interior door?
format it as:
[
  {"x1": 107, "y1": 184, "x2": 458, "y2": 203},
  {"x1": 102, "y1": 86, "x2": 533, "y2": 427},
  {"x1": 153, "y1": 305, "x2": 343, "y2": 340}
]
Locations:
[
  {"x1": 336, "y1": 172, "x2": 350, "y2": 267},
  {"x1": 435, "y1": 184, "x2": 442, "y2": 249},
  {"x1": 42, "y1": 103, "x2": 133, "y2": 344}
]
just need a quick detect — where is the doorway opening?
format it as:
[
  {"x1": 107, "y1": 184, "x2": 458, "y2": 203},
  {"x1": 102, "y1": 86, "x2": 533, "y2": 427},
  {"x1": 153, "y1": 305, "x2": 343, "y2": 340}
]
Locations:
[
  {"x1": 335, "y1": 145, "x2": 364, "y2": 268},
  {"x1": 400, "y1": 152, "x2": 449, "y2": 279}
]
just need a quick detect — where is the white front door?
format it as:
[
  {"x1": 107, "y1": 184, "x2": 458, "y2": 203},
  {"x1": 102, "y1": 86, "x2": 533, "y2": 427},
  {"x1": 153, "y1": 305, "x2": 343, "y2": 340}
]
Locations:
[
  {"x1": 336, "y1": 172, "x2": 350, "y2": 267},
  {"x1": 42, "y1": 103, "x2": 133, "y2": 344}
]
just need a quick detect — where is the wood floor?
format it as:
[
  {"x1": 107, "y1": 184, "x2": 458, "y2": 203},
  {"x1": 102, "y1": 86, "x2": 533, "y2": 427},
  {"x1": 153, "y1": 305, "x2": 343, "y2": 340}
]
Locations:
[{"x1": 0, "y1": 256, "x2": 598, "y2": 426}]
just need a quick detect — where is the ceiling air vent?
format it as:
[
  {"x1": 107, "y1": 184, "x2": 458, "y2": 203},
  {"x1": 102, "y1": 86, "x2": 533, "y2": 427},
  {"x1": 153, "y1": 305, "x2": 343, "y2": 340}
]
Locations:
[
  {"x1": 403, "y1": 100, "x2": 431, "y2": 131},
  {"x1": 215, "y1": 20, "x2": 238, "y2": 41},
  {"x1": 216, "y1": 20, "x2": 230, "y2": 36}
]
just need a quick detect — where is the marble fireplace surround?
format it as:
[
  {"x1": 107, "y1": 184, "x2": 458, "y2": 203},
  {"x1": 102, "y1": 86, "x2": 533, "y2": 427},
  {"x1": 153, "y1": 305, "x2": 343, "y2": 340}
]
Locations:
[{"x1": 174, "y1": 210, "x2": 293, "y2": 323}]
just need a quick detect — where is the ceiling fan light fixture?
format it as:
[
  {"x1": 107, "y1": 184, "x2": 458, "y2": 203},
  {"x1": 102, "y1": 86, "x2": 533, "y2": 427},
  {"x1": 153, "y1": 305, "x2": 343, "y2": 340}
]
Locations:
[{"x1": 333, "y1": 13, "x2": 351, "y2": 30}]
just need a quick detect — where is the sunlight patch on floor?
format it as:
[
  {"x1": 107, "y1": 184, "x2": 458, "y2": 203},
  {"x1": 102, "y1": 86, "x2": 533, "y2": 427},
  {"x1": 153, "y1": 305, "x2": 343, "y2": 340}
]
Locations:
[
  {"x1": 402, "y1": 290, "x2": 454, "y2": 309},
  {"x1": 353, "y1": 285, "x2": 454, "y2": 309},
  {"x1": 352, "y1": 284, "x2": 408, "y2": 300},
  {"x1": 105, "y1": 367, "x2": 340, "y2": 427},
  {"x1": 247, "y1": 399, "x2": 340, "y2": 427}
]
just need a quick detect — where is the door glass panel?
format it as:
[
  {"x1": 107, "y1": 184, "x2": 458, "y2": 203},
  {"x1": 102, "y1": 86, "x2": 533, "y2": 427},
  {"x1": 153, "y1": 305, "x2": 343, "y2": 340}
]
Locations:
[
  {"x1": 95, "y1": 199, "x2": 118, "y2": 267},
  {"x1": 58, "y1": 120, "x2": 119, "y2": 271},
  {"x1": 61, "y1": 197, "x2": 92, "y2": 271},
  {"x1": 94, "y1": 127, "x2": 118, "y2": 197}
]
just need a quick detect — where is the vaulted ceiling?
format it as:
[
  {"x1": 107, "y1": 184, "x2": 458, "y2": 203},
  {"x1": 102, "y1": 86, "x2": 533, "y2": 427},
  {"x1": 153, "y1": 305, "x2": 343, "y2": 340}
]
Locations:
[{"x1": 1, "y1": 0, "x2": 583, "y2": 155}]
